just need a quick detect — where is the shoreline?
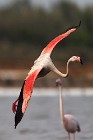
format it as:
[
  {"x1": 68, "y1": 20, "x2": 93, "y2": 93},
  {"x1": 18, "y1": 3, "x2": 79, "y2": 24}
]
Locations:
[{"x1": 0, "y1": 66, "x2": 92, "y2": 87}]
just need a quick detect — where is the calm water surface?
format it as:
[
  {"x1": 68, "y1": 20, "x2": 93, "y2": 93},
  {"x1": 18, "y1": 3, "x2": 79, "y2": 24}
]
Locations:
[{"x1": 0, "y1": 88, "x2": 93, "y2": 140}]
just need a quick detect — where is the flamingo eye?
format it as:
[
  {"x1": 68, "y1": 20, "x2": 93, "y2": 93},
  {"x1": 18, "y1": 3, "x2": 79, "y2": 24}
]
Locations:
[{"x1": 74, "y1": 56, "x2": 77, "y2": 59}]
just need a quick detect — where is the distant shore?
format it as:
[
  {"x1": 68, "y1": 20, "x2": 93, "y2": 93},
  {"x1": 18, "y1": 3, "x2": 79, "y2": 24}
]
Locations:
[{"x1": 0, "y1": 65, "x2": 93, "y2": 87}]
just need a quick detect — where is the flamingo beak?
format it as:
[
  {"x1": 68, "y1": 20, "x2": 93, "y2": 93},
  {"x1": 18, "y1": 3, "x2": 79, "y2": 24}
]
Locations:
[
  {"x1": 76, "y1": 57, "x2": 83, "y2": 64},
  {"x1": 80, "y1": 58, "x2": 83, "y2": 64}
]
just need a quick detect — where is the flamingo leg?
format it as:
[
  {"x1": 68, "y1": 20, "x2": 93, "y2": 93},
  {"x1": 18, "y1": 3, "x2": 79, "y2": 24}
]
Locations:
[
  {"x1": 73, "y1": 133, "x2": 75, "y2": 140},
  {"x1": 68, "y1": 133, "x2": 70, "y2": 140}
]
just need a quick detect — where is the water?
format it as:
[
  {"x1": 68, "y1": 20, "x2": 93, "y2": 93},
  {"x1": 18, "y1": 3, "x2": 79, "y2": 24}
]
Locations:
[{"x1": 0, "y1": 88, "x2": 93, "y2": 140}]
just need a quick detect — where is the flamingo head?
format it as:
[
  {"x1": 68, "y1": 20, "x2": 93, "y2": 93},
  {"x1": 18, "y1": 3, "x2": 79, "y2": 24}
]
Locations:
[
  {"x1": 68, "y1": 56, "x2": 83, "y2": 64},
  {"x1": 56, "y1": 79, "x2": 62, "y2": 87}
]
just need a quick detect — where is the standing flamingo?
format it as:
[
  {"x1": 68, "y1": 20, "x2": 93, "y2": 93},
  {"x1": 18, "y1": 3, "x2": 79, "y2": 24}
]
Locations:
[
  {"x1": 12, "y1": 22, "x2": 81, "y2": 128},
  {"x1": 56, "y1": 79, "x2": 81, "y2": 140}
]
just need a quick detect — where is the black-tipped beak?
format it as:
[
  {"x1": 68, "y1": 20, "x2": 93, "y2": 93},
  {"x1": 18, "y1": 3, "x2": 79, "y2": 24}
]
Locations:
[{"x1": 80, "y1": 58, "x2": 83, "y2": 64}]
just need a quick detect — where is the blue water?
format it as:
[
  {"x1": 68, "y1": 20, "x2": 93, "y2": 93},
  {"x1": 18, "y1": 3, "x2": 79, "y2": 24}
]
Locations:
[{"x1": 0, "y1": 88, "x2": 93, "y2": 140}]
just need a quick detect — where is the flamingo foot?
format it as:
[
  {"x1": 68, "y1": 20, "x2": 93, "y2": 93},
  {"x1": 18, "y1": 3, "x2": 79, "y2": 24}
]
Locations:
[
  {"x1": 12, "y1": 98, "x2": 19, "y2": 114},
  {"x1": 12, "y1": 103, "x2": 17, "y2": 114}
]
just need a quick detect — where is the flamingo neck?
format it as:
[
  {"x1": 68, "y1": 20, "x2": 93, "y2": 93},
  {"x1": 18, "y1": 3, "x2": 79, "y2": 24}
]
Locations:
[
  {"x1": 51, "y1": 60, "x2": 70, "y2": 78},
  {"x1": 65, "y1": 60, "x2": 69, "y2": 77},
  {"x1": 59, "y1": 86, "x2": 64, "y2": 124}
]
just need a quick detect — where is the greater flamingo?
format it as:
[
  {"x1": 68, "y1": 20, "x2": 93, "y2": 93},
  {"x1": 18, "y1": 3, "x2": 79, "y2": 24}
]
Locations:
[
  {"x1": 12, "y1": 22, "x2": 81, "y2": 128},
  {"x1": 56, "y1": 79, "x2": 81, "y2": 140}
]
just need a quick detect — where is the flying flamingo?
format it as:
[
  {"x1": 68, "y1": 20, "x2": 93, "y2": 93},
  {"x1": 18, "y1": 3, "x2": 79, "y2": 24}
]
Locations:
[
  {"x1": 56, "y1": 79, "x2": 81, "y2": 140},
  {"x1": 12, "y1": 22, "x2": 81, "y2": 128}
]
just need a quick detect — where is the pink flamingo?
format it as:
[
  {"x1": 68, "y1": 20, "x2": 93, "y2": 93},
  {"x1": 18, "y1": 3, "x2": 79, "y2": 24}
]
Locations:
[
  {"x1": 12, "y1": 22, "x2": 81, "y2": 128},
  {"x1": 56, "y1": 79, "x2": 81, "y2": 140}
]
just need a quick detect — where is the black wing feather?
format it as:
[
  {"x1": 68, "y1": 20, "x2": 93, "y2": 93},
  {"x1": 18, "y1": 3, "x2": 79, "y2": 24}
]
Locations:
[{"x1": 15, "y1": 80, "x2": 25, "y2": 129}]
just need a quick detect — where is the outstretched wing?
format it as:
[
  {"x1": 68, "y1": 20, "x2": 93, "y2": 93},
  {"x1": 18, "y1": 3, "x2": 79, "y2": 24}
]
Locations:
[
  {"x1": 40, "y1": 22, "x2": 81, "y2": 56},
  {"x1": 15, "y1": 67, "x2": 42, "y2": 128}
]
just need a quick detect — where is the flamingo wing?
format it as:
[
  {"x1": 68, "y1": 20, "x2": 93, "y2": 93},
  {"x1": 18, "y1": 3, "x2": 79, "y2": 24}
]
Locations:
[
  {"x1": 15, "y1": 67, "x2": 43, "y2": 128},
  {"x1": 40, "y1": 22, "x2": 81, "y2": 56}
]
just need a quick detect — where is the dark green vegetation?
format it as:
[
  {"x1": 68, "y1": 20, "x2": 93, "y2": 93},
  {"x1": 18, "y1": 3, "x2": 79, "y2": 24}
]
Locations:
[{"x1": 0, "y1": 1, "x2": 93, "y2": 69}]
